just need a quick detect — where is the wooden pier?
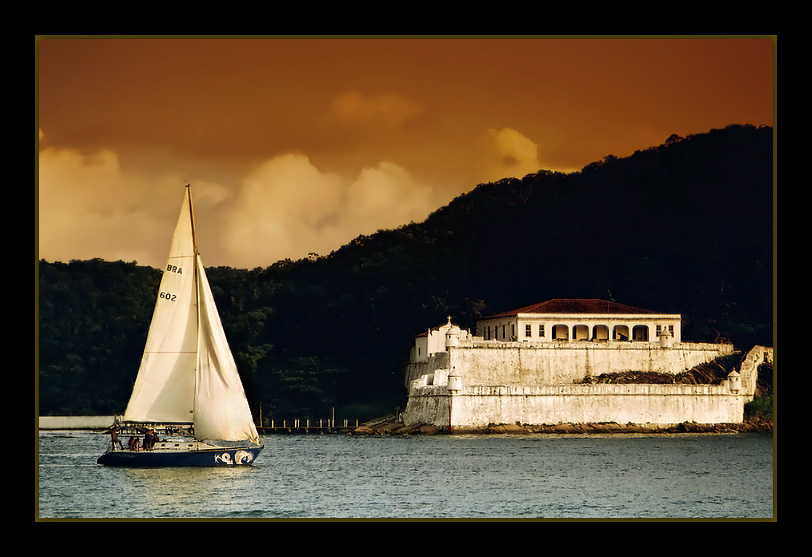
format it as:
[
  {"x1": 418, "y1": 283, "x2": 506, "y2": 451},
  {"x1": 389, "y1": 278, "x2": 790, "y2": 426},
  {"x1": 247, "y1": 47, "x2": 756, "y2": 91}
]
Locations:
[
  {"x1": 74, "y1": 413, "x2": 387, "y2": 436},
  {"x1": 111, "y1": 418, "x2": 364, "y2": 435},
  {"x1": 258, "y1": 418, "x2": 360, "y2": 434}
]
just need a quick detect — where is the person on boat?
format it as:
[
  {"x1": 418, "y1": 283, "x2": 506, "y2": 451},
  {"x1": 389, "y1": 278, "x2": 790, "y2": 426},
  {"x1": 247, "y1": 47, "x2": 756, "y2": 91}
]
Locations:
[
  {"x1": 109, "y1": 426, "x2": 123, "y2": 451},
  {"x1": 128, "y1": 436, "x2": 141, "y2": 450},
  {"x1": 144, "y1": 429, "x2": 155, "y2": 450}
]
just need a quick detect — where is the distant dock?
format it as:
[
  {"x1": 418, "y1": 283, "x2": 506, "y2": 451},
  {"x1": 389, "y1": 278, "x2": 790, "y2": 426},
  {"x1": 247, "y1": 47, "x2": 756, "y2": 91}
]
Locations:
[
  {"x1": 39, "y1": 416, "x2": 394, "y2": 435},
  {"x1": 259, "y1": 418, "x2": 361, "y2": 434},
  {"x1": 38, "y1": 415, "x2": 371, "y2": 435}
]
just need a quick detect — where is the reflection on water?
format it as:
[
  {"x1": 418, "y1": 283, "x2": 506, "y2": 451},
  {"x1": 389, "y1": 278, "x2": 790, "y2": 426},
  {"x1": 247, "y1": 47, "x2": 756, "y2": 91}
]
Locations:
[
  {"x1": 117, "y1": 467, "x2": 257, "y2": 513},
  {"x1": 38, "y1": 430, "x2": 775, "y2": 519}
]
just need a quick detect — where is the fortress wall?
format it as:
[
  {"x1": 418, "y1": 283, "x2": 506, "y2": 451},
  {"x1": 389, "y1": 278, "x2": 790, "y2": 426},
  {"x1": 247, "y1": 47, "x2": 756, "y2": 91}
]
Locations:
[
  {"x1": 403, "y1": 384, "x2": 748, "y2": 428},
  {"x1": 452, "y1": 383, "x2": 747, "y2": 427},
  {"x1": 447, "y1": 342, "x2": 734, "y2": 386}
]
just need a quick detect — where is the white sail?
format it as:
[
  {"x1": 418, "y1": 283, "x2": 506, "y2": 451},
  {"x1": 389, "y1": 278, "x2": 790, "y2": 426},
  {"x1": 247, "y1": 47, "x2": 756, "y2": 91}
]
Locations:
[
  {"x1": 123, "y1": 188, "x2": 197, "y2": 424},
  {"x1": 193, "y1": 254, "x2": 261, "y2": 445},
  {"x1": 122, "y1": 186, "x2": 260, "y2": 446}
]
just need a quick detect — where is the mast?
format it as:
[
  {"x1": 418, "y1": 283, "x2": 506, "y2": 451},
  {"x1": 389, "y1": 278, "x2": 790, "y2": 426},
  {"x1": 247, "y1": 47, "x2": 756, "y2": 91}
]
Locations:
[
  {"x1": 187, "y1": 182, "x2": 201, "y2": 430},
  {"x1": 186, "y1": 183, "x2": 198, "y2": 259},
  {"x1": 187, "y1": 182, "x2": 200, "y2": 332}
]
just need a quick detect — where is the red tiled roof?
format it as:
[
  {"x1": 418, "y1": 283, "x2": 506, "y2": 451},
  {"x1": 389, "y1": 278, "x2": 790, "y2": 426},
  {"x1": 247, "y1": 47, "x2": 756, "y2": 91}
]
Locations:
[{"x1": 483, "y1": 299, "x2": 663, "y2": 318}]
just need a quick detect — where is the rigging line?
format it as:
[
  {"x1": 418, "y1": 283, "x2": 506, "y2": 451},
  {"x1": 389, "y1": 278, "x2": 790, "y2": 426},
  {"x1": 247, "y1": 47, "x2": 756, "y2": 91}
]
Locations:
[
  {"x1": 187, "y1": 182, "x2": 198, "y2": 258},
  {"x1": 185, "y1": 183, "x2": 201, "y2": 328}
]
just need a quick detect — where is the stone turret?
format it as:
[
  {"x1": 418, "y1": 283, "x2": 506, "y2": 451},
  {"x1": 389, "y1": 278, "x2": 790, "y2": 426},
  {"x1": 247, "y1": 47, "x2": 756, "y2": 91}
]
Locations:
[
  {"x1": 446, "y1": 320, "x2": 461, "y2": 348},
  {"x1": 658, "y1": 325, "x2": 673, "y2": 348}
]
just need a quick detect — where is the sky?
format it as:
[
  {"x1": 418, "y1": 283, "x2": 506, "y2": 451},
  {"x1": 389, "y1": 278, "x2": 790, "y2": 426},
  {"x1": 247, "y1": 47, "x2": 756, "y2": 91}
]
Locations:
[{"x1": 37, "y1": 36, "x2": 775, "y2": 269}]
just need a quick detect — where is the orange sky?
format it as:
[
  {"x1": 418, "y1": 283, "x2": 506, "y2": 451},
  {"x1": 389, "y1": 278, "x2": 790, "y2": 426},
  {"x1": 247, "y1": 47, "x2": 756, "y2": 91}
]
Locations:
[{"x1": 37, "y1": 36, "x2": 774, "y2": 269}]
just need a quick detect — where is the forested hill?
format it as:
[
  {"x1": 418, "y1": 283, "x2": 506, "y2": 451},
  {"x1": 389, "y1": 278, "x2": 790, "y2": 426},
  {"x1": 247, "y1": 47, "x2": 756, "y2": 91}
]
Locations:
[{"x1": 38, "y1": 124, "x2": 774, "y2": 419}]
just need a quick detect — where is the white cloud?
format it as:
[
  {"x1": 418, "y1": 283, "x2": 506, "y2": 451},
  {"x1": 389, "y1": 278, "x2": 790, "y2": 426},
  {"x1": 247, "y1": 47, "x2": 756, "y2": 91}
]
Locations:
[
  {"x1": 38, "y1": 144, "x2": 169, "y2": 265},
  {"x1": 345, "y1": 161, "x2": 434, "y2": 231},
  {"x1": 476, "y1": 127, "x2": 543, "y2": 183},
  {"x1": 221, "y1": 155, "x2": 436, "y2": 267},
  {"x1": 222, "y1": 154, "x2": 347, "y2": 265},
  {"x1": 38, "y1": 133, "x2": 440, "y2": 269},
  {"x1": 37, "y1": 134, "x2": 229, "y2": 267}
]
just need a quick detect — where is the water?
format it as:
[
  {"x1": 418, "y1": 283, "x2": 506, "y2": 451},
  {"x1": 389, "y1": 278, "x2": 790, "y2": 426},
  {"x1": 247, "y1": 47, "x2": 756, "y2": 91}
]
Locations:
[{"x1": 38, "y1": 430, "x2": 774, "y2": 519}]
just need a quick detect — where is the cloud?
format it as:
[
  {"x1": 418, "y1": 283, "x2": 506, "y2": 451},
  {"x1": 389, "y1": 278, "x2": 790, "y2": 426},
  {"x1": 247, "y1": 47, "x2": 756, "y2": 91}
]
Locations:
[
  {"x1": 38, "y1": 142, "x2": 167, "y2": 265},
  {"x1": 476, "y1": 128, "x2": 543, "y2": 183},
  {"x1": 221, "y1": 154, "x2": 436, "y2": 268},
  {"x1": 37, "y1": 133, "x2": 231, "y2": 266},
  {"x1": 345, "y1": 161, "x2": 434, "y2": 230},
  {"x1": 41, "y1": 102, "x2": 467, "y2": 270},
  {"x1": 221, "y1": 154, "x2": 346, "y2": 264},
  {"x1": 38, "y1": 133, "x2": 441, "y2": 269},
  {"x1": 39, "y1": 124, "x2": 567, "y2": 270}
]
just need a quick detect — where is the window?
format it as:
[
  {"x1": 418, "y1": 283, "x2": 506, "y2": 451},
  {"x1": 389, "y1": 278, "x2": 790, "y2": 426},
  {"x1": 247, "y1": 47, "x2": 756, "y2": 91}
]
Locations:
[
  {"x1": 539, "y1": 324, "x2": 545, "y2": 337},
  {"x1": 656, "y1": 325, "x2": 674, "y2": 337},
  {"x1": 526, "y1": 324, "x2": 532, "y2": 337}
]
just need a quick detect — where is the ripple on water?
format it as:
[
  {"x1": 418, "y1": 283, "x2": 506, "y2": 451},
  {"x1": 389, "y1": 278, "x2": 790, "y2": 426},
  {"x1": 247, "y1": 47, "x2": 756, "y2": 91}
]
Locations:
[{"x1": 38, "y1": 431, "x2": 774, "y2": 519}]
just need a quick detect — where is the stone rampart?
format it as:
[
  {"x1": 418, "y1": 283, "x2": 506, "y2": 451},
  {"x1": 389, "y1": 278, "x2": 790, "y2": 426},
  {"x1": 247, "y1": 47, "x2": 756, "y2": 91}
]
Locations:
[
  {"x1": 430, "y1": 341, "x2": 732, "y2": 387},
  {"x1": 405, "y1": 382, "x2": 749, "y2": 428}
]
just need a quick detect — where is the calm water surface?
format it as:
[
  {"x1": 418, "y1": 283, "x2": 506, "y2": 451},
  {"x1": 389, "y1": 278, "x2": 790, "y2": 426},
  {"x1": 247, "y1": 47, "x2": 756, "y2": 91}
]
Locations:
[{"x1": 38, "y1": 430, "x2": 774, "y2": 519}]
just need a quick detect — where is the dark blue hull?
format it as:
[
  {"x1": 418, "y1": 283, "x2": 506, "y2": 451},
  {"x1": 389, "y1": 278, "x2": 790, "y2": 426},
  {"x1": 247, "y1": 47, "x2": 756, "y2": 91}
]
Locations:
[{"x1": 97, "y1": 444, "x2": 263, "y2": 467}]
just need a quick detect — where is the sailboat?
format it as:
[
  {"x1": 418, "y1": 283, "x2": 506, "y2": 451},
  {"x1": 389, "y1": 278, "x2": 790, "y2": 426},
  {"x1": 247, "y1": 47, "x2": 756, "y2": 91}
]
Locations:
[{"x1": 98, "y1": 184, "x2": 263, "y2": 466}]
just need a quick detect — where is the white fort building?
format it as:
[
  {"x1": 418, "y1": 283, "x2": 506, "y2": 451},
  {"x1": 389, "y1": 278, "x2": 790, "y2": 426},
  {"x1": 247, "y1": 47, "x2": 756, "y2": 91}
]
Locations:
[{"x1": 403, "y1": 299, "x2": 770, "y2": 429}]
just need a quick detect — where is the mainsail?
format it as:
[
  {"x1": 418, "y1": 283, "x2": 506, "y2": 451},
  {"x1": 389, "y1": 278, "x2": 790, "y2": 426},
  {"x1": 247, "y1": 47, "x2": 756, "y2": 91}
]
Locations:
[{"x1": 122, "y1": 186, "x2": 259, "y2": 445}]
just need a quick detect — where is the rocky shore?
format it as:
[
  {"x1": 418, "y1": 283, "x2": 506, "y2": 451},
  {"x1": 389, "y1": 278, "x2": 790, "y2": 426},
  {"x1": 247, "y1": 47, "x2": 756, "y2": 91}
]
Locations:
[{"x1": 352, "y1": 416, "x2": 773, "y2": 436}]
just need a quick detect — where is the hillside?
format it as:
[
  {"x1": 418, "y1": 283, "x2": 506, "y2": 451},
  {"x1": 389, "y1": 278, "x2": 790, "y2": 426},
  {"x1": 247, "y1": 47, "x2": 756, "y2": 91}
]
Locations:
[{"x1": 37, "y1": 124, "x2": 774, "y2": 420}]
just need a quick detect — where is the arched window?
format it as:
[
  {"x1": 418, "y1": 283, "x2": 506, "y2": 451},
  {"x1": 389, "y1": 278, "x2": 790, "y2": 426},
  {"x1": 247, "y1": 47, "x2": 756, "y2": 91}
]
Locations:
[
  {"x1": 632, "y1": 325, "x2": 649, "y2": 342},
  {"x1": 553, "y1": 324, "x2": 569, "y2": 341},
  {"x1": 614, "y1": 325, "x2": 629, "y2": 341},
  {"x1": 593, "y1": 325, "x2": 609, "y2": 341}
]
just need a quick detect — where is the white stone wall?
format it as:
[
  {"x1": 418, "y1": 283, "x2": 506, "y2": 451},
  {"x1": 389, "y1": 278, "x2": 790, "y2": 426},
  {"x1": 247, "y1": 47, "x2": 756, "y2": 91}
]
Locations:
[
  {"x1": 445, "y1": 340, "x2": 733, "y2": 386},
  {"x1": 737, "y1": 346, "x2": 773, "y2": 397},
  {"x1": 450, "y1": 383, "x2": 749, "y2": 426},
  {"x1": 404, "y1": 383, "x2": 750, "y2": 428}
]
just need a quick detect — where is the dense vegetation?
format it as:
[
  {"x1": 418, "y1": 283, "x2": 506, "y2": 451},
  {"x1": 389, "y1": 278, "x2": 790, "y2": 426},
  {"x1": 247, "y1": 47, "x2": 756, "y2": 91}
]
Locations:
[{"x1": 37, "y1": 124, "x2": 774, "y2": 422}]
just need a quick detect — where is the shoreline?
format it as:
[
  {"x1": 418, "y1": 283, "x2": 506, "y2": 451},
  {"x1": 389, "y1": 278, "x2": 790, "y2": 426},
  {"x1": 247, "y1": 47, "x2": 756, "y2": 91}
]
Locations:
[{"x1": 352, "y1": 417, "x2": 773, "y2": 436}]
